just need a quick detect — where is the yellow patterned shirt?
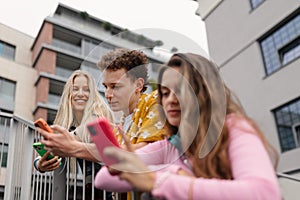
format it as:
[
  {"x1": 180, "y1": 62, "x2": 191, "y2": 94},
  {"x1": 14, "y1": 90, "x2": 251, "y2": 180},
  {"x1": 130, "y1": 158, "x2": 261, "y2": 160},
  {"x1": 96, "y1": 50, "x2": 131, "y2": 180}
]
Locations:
[{"x1": 116, "y1": 90, "x2": 167, "y2": 144}]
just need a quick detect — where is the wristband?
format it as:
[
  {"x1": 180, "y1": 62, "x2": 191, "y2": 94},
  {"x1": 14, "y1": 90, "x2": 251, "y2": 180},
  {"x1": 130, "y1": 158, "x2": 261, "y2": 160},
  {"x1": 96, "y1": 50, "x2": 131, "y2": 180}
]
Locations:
[{"x1": 34, "y1": 158, "x2": 45, "y2": 173}]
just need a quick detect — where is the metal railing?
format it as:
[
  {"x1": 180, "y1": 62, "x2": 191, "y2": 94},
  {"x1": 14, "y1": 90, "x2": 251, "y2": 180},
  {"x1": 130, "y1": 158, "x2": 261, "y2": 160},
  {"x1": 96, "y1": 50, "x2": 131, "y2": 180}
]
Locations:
[
  {"x1": 6, "y1": 113, "x2": 300, "y2": 200},
  {"x1": 1, "y1": 113, "x2": 124, "y2": 200},
  {"x1": 2, "y1": 113, "x2": 35, "y2": 200}
]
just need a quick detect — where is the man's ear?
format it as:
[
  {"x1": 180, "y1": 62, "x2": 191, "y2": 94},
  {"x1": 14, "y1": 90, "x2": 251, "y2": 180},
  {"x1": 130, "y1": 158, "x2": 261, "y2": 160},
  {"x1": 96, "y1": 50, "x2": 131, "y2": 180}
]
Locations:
[{"x1": 135, "y1": 78, "x2": 145, "y2": 92}]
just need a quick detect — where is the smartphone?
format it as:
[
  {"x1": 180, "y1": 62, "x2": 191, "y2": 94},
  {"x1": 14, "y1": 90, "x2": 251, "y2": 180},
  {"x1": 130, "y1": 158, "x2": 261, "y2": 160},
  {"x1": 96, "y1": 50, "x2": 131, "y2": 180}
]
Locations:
[
  {"x1": 33, "y1": 118, "x2": 55, "y2": 160},
  {"x1": 33, "y1": 142, "x2": 55, "y2": 160},
  {"x1": 86, "y1": 118, "x2": 120, "y2": 166},
  {"x1": 34, "y1": 118, "x2": 54, "y2": 133}
]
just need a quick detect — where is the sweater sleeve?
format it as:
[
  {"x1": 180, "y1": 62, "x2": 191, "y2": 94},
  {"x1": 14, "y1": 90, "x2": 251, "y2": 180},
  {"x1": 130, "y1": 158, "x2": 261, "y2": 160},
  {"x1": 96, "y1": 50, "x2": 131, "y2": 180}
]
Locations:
[
  {"x1": 94, "y1": 166, "x2": 133, "y2": 192},
  {"x1": 94, "y1": 140, "x2": 168, "y2": 191},
  {"x1": 151, "y1": 123, "x2": 281, "y2": 200},
  {"x1": 95, "y1": 164, "x2": 182, "y2": 192}
]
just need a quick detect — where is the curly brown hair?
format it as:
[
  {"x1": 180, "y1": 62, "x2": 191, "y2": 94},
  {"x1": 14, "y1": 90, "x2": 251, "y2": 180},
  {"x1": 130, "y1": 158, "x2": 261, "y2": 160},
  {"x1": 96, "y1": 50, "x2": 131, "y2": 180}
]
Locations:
[{"x1": 97, "y1": 48, "x2": 149, "y2": 92}]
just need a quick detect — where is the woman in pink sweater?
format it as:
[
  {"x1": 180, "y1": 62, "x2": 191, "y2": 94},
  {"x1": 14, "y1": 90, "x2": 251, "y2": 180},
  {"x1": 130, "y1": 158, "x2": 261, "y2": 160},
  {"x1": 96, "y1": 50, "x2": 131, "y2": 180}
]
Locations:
[{"x1": 94, "y1": 53, "x2": 281, "y2": 200}]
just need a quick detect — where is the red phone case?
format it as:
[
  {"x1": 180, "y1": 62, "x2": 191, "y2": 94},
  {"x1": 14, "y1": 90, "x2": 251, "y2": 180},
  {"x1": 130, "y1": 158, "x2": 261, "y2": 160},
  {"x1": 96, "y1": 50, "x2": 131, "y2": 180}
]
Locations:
[
  {"x1": 86, "y1": 118, "x2": 120, "y2": 166},
  {"x1": 34, "y1": 118, "x2": 54, "y2": 133}
]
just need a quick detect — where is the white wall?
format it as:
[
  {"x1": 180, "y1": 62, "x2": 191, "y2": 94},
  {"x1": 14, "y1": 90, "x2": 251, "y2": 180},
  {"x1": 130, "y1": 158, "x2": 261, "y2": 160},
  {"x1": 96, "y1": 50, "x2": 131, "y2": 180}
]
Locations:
[{"x1": 0, "y1": 23, "x2": 36, "y2": 120}]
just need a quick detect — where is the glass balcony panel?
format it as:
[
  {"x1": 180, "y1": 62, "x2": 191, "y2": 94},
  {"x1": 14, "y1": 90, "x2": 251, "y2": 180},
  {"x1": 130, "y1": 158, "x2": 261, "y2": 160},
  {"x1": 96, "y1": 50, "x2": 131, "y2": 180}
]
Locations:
[
  {"x1": 55, "y1": 66, "x2": 73, "y2": 79},
  {"x1": 48, "y1": 93, "x2": 61, "y2": 106},
  {"x1": 52, "y1": 38, "x2": 81, "y2": 54}
]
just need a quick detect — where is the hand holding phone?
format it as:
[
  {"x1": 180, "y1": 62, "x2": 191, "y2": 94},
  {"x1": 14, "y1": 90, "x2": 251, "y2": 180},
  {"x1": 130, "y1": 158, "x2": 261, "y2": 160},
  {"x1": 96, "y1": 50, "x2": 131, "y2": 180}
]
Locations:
[
  {"x1": 33, "y1": 118, "x2": 56, "y2": 160},
  {"x1": 34, "y1": 118, "x2": 53, "y2": 133},
  {"x1": 87, "y1": 118, "x2": 120, "y2": 166},
  {"x1": 33, "y1": 142, "x2": 55, "y2": 160}
]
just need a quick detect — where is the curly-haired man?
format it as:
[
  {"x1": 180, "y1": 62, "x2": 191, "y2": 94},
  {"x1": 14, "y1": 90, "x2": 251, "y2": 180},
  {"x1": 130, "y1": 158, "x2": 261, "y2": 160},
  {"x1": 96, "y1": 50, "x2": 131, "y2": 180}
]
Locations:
[{"x1": 98, "y1": 48, "x2": 167, "y2": 150}]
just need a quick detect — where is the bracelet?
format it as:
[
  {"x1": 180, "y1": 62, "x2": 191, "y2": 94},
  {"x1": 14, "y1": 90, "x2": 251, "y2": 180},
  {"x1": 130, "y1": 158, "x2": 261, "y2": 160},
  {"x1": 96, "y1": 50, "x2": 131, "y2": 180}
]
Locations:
[
  {"x1": 33, "y1": 158, "x2": 39, "y2": 169},
  {"x1": 152, "y1": 171, "x2": 171, "y2": 190},
  {"x1": 34, "y1": 158, "x2": 45, "y2": 173}
]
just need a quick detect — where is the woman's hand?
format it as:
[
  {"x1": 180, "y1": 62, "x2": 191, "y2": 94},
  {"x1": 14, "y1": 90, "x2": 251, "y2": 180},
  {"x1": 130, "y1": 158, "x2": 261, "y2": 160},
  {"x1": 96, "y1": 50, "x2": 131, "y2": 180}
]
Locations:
[
  {"x1": 37, "y1": 125, "x2": 79, "y2": 157},
  {"x1": 37, "y1": 152, "x2": 61, "y2": 172},
  {"x1": 104, "y1": 146, "x2": 156, "y2": 192},
  {"x1": 104, "y1": 127, "x2": 155, "y2": 192}
]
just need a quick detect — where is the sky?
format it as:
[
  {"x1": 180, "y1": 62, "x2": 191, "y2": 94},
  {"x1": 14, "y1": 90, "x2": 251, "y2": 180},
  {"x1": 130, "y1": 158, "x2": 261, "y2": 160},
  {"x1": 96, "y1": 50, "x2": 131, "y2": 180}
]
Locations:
[{"x1": 0, "y1": 0, "x2": 208, "y2": 55}]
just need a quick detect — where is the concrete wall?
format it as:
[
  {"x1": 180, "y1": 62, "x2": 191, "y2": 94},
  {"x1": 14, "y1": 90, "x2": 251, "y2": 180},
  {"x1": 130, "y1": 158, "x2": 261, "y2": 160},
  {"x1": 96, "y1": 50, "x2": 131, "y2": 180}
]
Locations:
[
  {"x1": 205, "y1": 0, "x2": 299, "y2": 66},
  {"x1": 0, "y1": 23, "x2": 36, "y2": 120},
  {"x1": 204, "y1": 0, "x2": 300, "y2": 173}
]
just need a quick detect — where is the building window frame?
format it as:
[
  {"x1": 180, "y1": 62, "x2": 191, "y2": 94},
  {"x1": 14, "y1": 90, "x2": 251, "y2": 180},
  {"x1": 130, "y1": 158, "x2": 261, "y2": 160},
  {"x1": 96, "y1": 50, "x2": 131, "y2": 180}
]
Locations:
[
  {"x1": 0, "y1": 77, "x2": 16, "y2": 113},
  {"x1": 292, "y1": 123, "x2": 300, "y2": 147},
  {"x1": 249, "y1": 0, "x2": 265, "y2": 10},
  {"x1": 273, "y1": 97, "x2": 300, "y2": 152},
  {"x1": 0, "y1": 116, "x2": 10, "y2": 168},
  {"x1": 0, "y1": 143, "x2": 8, "y2": 167},
  {"x1": 278, "y1": 36, "x2": 300, "y2": 66},
  {"x1": 259, "y1": 11, "x2": 300, "y2": 76},
  {"x1": 0, "y1": 40, "x2": 16, "y2": 61}
]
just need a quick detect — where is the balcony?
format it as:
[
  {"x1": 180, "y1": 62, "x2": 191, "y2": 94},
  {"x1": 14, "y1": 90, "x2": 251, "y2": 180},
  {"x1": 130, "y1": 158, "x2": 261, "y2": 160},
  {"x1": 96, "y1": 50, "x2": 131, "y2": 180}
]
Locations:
[
  {"x1": 48, "y1": 93, "x2": 61, "y2": 107},
  {"x1": 52, "y1": 38, "x2": 81, "y2": 55},
  {"x1": 55, "y1": 66, "x2": 74, "y2": 79}
]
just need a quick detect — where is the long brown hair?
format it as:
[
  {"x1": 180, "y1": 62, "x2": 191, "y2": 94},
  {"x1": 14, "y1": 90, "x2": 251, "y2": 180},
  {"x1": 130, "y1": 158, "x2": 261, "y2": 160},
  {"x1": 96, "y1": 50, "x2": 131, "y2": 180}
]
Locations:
[{"x1": 158, "y1": 53, "x2": 278, "y2": 179}]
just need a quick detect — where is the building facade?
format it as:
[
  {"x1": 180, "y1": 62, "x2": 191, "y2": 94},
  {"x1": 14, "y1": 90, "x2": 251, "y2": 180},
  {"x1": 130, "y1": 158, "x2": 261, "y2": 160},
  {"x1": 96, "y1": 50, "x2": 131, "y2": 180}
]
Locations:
[
  {"x1": 0, "y1": 3, "x2": 166, "y2": 124},
  {"x1": 197, "y1": 0, "x2": 300, "y2": 199},
  {"x1": 0, "y1": 22, "x2": 35, "y2": 199},
  {"x1": 0, "y1": 3, "x2": 167, "y2": 198},
  {"x1": 0, "y1": 24, "x2": 35, "y2": 119}
]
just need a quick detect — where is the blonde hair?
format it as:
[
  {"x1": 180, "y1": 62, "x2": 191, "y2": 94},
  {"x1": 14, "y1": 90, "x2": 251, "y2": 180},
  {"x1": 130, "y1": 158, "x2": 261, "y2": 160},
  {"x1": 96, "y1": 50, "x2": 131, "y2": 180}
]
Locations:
[{"x1": 54, "y1": 70, "x2": 114, "y2": 143}]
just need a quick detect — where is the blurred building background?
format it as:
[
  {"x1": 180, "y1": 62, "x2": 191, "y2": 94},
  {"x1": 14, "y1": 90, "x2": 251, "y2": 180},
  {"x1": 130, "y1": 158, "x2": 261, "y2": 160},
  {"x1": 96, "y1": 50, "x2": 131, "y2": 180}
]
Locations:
[
  {"x1": 195, "y1": 0, "x2": 300, "y2": 199},
  {"x1": 0, "y1": 3, "x2": 167, "y2": 198},
  {"x1": 0, "y1": 0, "x2": 300, "y2": 199},
  {"x1": 0, "y1": 3, "x2": 167, "y2": 124}
]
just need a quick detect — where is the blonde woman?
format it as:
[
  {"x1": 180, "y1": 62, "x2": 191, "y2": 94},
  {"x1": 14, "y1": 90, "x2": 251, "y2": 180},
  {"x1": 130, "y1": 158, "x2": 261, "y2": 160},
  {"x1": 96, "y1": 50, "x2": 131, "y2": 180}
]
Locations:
[{"x1": 35, "y1": 70, "x2": 114, "y2": 199}]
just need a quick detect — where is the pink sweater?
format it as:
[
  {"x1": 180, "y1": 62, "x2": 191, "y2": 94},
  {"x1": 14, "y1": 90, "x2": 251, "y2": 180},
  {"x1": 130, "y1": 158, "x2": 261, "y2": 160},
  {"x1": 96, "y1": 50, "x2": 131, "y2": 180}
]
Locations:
[{"x1": 95, "y1": 116, "x2": 281, "y2": 200}]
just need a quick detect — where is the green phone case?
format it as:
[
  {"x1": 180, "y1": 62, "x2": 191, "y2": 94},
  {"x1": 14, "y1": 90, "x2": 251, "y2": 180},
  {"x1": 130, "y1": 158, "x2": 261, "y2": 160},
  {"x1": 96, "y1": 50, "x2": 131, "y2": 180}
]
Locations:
[{"x1": 33, "y1": 142, "x2": 54, "y2": 160}]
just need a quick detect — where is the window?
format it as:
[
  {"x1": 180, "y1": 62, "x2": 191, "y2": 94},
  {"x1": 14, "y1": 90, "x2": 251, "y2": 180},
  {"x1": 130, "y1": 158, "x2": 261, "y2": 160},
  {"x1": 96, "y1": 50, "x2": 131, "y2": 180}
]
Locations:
[
  {"x1": 0, "y1": 78, "x2": 16, "y2": 112},
  {"x1": 293, "y1": 123, "x2": 300, "y2": 147},
  {"x1": 48, "y1": 93, "x2": 61, "y2": 106},
  {"x1": 82, "y1": 40, "x2": 113, "y2": 60},
  {"x1": 81, "y1": 61, "x2": 101, "y2": 83},
  {"x1": 0, "y1": 143, "x2": 8, "y2": 167},
  {"x1": 55, "y1": 66, "x2": 73, "y2": 79},
  {"x1": 0, "y1": 40, "x2": 15, "y2": 60},
  {"x1": 250, "y1": 0, "x2": 264, "y2": 10},
  {"x1": 0, "y1": 117, "x2": 10, "y2": 168},
  {"x1": 279, "y1": 37, "x2": 300, "y2": 65},
  {"x1": 273, "y1": 98, "x2": 300, "y2": 152},
  {"x1": 260, "y1": 13, "x2": 300, "y2": 75}
]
